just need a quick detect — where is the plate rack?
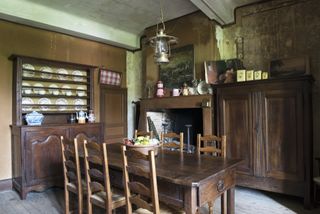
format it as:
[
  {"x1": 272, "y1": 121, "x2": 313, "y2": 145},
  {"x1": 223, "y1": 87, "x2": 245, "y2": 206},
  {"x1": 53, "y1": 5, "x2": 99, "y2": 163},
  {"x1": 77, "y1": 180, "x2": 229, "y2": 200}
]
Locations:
[{"x1": 11, "y1": 55, "x2": 97, "y2": 125}]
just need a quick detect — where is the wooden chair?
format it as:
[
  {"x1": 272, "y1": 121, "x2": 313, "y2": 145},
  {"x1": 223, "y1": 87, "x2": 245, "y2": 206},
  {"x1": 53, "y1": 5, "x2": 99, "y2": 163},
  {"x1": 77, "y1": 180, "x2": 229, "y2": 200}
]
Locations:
[
  {"x1": 196, "y1": 134, "x2": 227, "y2": 214},
  {"x1": 121, "y1": 145, "x2": 182, "y2": 214},
  {"x1": 134, "y1": 129, "x2": 153, "y2": 139},
  {"x1": 60, "y1": 136, "x2": 84, "y2": 214},
  {"x1": 197, "y1": 134, "x2": 226, "y2": 157},
  {"x1": 160, "y1": 132, "x2": 184, "y2": 152},
  {"x1": 315, "y1": 157, "x2": 320, "y2": 204},
  {"x1": 83, "y1": 140, "x2": 126, "y2": 214}
]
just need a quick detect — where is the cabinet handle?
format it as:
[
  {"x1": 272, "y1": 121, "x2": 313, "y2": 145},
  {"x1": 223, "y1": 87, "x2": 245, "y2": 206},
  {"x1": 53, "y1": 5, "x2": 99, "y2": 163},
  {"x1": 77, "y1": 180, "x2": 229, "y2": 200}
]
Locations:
[{"x1": 217, "y1": 180, "x2": 224, "y2": 192}]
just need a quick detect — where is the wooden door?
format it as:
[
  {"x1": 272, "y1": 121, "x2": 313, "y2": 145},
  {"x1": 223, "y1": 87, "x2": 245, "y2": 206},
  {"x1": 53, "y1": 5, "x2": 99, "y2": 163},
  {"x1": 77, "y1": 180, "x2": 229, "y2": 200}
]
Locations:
[
  {"x1": 262, "y1": 88, "x2": 304, "y2": 183},
  {"x1": 100, "y1": 87, "x2": 127, "y2": 143},
  {"x1": 217, "y1": 87, "x2": 254, "y2": 176}
]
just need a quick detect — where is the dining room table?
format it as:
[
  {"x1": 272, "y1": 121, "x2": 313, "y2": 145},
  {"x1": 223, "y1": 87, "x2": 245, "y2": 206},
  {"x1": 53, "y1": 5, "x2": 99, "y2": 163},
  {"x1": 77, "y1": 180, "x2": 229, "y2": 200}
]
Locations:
[{"x1": 105, "y1": 143, "x2": 243, "y2": 214}]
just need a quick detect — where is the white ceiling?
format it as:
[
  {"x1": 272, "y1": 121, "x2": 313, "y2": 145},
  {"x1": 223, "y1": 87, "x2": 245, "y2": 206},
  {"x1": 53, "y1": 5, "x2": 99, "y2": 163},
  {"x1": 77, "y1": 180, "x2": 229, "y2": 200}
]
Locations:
[{"x1": 0, "y1": 0, "x2": 261, "y2": 50}]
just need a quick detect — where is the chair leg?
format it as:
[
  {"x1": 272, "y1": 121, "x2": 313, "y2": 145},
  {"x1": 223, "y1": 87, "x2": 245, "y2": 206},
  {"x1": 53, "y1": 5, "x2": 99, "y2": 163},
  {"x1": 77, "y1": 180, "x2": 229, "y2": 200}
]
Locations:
[
  {"x1": 221, "y1": 193, "x2": 227, "y2": 214},
  {"x1": 78, "y1": 193, "x2": 83, "y2": 214},
  {"x1": 208, "y1": 201, "x2": 213, "y2": 214},
  {"x1": 87, "y1": 196, "x2": 92, "y2": 214},
  {"x1": 65, "y1": 190, "x2": 70, "y2": 214}
]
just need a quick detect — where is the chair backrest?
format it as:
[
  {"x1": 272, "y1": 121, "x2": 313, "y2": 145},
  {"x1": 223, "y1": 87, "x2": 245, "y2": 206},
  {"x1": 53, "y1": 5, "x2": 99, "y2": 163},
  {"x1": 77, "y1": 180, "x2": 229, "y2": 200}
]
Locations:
[
  {"x1": 83, "y1": 140, "x2": 113, "y2": 212},
  {"x1": 160, "y1": 132, "x2": 184, "y2": 152},
  {"x1": 121, "y1": 145, "x2": 160, "y2": 214},
  {"x1": 134, "y1": 130, "x2": 153, "y2": 139},
  {"x1": 60, "y1": 136, "x2": 82, "y2": 196},
  {"x1": 197, "y1": 134, "x2": 226, "y2": 157}
]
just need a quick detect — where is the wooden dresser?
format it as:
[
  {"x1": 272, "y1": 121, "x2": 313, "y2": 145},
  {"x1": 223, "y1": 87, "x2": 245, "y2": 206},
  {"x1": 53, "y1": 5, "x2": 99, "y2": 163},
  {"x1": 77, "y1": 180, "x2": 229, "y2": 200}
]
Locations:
[
  {"x1": 10, "y1": 55, "x2": 104, "y2": 199},
  {"x1": 213, "y1": 75, "x2": 313, "y2": 207}
]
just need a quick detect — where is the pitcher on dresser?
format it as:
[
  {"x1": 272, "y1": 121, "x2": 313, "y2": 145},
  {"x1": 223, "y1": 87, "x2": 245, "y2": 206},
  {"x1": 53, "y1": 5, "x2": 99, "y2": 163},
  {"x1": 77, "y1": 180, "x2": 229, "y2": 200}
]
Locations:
[{"x1": 76, "y1": 110, "x2": 87, "y2": 124}]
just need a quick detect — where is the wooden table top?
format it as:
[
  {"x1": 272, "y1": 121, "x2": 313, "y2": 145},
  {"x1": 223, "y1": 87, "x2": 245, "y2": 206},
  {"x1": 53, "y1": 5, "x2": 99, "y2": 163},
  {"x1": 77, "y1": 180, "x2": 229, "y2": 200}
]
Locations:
[{"x1": 106, "y1": 143, "x2": 242, "y2": 187}]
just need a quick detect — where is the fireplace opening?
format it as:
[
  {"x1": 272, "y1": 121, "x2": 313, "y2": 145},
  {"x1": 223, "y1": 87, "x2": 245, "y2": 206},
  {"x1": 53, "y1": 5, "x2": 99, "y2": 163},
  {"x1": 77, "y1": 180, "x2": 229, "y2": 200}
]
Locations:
[{"x1": 146, "y1": 108, "x2": 203, "y2": 148}]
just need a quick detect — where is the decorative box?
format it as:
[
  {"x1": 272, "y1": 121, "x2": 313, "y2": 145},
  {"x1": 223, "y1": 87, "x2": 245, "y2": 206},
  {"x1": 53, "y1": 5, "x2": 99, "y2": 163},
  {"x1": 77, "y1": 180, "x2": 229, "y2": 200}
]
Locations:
[
  {"x1": 246, "y1": 70, "x2": 254, "y2": 81},
  {"x1": 262, "y1": 72, "x2": 269, "y2": 79},
  {"x1": 25, "y1": 111, "x2": 44, "y2": 125},
  {"x1": 237, "y1": 70, "x2": 246, "y2": 82},
  {"x1": 254, "y1": 70, "x2": 262, "y2": 80}
]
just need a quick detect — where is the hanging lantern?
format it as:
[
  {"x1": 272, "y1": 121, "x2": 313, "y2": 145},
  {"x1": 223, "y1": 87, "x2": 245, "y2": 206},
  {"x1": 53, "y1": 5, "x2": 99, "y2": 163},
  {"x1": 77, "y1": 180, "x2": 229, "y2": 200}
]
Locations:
[{"x1": 148, "y1": 0, "x2": 178, "y2": 64}]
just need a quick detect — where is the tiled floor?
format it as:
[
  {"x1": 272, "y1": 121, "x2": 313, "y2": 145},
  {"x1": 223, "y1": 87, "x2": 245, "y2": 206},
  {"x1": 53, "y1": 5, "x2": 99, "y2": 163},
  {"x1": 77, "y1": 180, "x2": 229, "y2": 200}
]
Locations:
[{"x1": 0, "y1": 187, "x2": 319, "y2": 214}]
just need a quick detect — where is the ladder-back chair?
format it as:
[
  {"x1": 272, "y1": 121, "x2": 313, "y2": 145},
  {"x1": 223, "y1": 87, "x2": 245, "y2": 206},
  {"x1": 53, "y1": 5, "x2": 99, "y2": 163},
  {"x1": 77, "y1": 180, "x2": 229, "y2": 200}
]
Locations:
[
  {"x1": 197, "y1": 134, "x2": 227, "y2": 214},
  {"x1": 160, "y1": 132, "x2": 184, "y2": 152},
  {"x1": 83, "y1": 141, "x2": 126, "y2": 214},
  {"x1": 60, "y1": 136, "x2": 83, "y2": 214}
]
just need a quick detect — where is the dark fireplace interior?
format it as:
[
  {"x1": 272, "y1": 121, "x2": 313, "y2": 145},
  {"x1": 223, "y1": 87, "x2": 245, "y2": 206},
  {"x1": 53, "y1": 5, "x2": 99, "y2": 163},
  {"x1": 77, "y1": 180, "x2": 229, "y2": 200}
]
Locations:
[{"x1": 146, "y1": 108, "x2": 203, "y2": 148}]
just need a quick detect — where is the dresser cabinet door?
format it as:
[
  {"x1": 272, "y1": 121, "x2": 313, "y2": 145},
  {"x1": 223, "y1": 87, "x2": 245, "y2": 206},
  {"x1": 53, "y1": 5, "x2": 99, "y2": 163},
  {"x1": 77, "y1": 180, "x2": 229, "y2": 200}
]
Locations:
[
  {"x1": 69, "y1": 123, "x2": 103, "y2": 148},
  {"x1": 217, "y1": 88, "x2": 254, "y2": 176},
  {"x1": 24, "y1": 128, "x2": 67, "y2": 186}
]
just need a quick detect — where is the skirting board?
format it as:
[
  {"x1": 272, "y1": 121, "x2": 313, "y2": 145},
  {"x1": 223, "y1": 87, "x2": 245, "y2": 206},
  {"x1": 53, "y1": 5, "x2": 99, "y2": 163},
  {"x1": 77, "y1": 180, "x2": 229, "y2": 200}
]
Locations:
[{"x1": 0, "y1": 178, "x2": 12, "y2": 191}]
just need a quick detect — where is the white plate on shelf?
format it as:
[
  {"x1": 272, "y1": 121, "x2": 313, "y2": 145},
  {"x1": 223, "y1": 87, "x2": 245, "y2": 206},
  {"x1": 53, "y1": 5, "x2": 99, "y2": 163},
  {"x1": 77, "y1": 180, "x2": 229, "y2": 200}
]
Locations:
[
  {"x1": 22, "y1": 97, "x2": 34, "y2": 111},
  {"x1": 76, "y1": 86, "x2": 86, "y2": 97},
  {"x1": 57, "y1": 68, "x2": 69, "y2": 80},
  {"x1": 40, "y1": 66, "x2": 53, "y2": 79},
  {"x1": 72, "y1": 70, "x2": 85, "y2": 82},
  {"x1": 22, "y1": 64, "x2": 35, "y2": 77},
  {"x1": 33, "y1": 83, "x2": 46, "y2": 95},
  {"x1": 74, "y1": 99, "x2": 85, "y2": 110},
  {"x1": 197, "y1": 81, "x2": 209, "y2": 95},
  {"x1": 56, "y1": 98, "x2": 68, "y2": 111},
  {"x1": 49, "y1": 84, "x2": 59, "y2": 95},
  {"x1": 22, "y1": 82, "x2": 32, "y2": 94},
  {"x1": 62, "y1": 85, "x2": 72, "y2": 96},
  {"x1": 38, "y1": 98, "x2": 51, "y2": 111}
]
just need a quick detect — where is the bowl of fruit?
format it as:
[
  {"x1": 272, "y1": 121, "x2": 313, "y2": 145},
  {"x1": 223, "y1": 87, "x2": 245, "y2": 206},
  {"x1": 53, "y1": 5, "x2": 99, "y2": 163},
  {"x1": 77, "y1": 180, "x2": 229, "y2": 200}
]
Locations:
[{"x1": 123, "y1": 136, "x2": 160, "y2": 156}]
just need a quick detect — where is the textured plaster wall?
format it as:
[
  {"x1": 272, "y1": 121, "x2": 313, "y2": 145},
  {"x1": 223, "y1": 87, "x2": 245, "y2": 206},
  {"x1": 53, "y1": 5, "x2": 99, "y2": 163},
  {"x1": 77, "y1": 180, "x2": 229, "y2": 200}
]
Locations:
[
  {"x1": 126, "y1": 51, "x2": 143, "y2": 138},
  {"x1": 219, "y1": 0, "x2": 320, "y2": 158},
  {"x1": 0, "y1": 20, "x2": 126, "y2": 180}
]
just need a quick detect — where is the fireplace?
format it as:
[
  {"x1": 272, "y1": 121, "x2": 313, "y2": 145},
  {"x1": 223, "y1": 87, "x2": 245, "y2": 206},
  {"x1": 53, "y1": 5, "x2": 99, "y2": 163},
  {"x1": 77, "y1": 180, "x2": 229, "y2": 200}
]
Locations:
[{"x1": 138, "y1": 95, "x2": 213, "y2": 147}]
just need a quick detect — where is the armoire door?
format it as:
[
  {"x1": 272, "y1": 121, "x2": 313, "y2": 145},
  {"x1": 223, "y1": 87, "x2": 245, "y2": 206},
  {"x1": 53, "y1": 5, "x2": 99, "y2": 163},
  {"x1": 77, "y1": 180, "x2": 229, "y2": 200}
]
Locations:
[
  {"x1": 262, "y1": 88, "x2": 304, "y2": 183},
  {"x1": 217, "y1": 88, "x2": 254, "y2": 176},
  {"x1": 100, "y1": 87, "x2": 127, "y2": 143}
]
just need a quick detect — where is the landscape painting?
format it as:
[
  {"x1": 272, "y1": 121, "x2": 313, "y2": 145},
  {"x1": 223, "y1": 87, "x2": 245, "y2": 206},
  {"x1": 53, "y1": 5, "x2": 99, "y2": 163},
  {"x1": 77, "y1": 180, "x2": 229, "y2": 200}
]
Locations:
[{"x1": 159, "y1": 44, "x2": 194, "y2": 88}]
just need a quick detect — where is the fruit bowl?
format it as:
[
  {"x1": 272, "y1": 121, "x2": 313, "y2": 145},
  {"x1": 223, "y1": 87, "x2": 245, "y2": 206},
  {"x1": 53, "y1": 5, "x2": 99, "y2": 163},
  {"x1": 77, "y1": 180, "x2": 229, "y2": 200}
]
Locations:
[{"x1": 123, "y1": 137, "x2": 160, "y2": 156}]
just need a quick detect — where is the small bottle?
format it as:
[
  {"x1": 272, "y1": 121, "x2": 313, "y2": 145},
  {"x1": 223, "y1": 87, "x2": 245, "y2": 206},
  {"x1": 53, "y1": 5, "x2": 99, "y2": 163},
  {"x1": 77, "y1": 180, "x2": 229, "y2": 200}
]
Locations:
[{"x1": 69, "y1": 114, "x2": 76, "y2": 123}]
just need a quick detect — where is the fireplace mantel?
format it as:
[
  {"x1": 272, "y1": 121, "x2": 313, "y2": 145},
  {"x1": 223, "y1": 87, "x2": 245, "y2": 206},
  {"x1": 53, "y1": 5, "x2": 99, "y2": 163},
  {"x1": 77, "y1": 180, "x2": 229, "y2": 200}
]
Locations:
[{"x1": 138, "y1": 95, "x2": 213, "y2": 135}]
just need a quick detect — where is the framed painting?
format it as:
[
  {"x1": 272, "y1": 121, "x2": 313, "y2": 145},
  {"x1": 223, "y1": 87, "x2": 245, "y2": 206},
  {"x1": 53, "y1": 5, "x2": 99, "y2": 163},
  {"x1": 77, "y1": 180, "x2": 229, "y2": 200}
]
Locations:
[{"x1": 159, "y1": 44, "x2": 194, "y2": 88}]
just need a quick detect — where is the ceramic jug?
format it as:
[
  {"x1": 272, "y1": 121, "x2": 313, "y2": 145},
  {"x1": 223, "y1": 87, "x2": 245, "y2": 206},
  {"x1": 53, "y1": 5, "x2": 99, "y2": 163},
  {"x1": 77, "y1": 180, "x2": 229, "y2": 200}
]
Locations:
[
  {"x1": 182, "y1": 83, "x2": 189, "y2": 96},
  {"x1": 76, "y1": 110, "x2": 87, "y2": 124},
  {"x1": 88, "y1": 109, "x2": 96, "y2": 123},
  {"x1": 156, "y1": 81, "x2": 164, "y2": 97},
  {"x1": 172, "y1": 88, "x2": 181, "y2": 96}
]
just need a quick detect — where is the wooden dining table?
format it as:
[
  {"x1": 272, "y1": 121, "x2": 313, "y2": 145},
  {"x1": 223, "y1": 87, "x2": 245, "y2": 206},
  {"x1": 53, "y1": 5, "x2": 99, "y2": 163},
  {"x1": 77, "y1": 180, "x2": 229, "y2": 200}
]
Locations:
[{"x1": 105, "y1": 143, "x2": 242, "y2": 214}]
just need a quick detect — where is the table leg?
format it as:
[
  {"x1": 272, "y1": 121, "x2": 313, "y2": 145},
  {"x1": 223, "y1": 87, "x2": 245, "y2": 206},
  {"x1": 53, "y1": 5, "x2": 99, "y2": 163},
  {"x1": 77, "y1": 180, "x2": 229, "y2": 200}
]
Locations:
[
  {"x1": 227, "y1": 187, "x2": 235, "y2": 214},
  {"x1": 221, "y1": 193, "x2": 227, "y2": 214},
  {"x1": 184, "y1": 186, "x2": 198, "y2": 214}
]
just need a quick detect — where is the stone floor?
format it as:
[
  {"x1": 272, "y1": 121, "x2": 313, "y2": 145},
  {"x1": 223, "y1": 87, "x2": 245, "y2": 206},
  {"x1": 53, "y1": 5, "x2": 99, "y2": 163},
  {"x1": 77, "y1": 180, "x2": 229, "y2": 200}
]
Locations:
[{"x1": 0, "y1": 187, "x2": 319, "y2": 214}]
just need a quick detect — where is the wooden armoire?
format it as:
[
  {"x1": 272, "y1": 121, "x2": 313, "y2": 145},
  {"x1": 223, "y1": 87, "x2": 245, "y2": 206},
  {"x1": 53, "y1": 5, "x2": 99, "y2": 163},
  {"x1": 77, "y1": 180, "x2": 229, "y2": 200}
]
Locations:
[{"x1": 213, "y1": 75, "x2": 313, "y2": 207}]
